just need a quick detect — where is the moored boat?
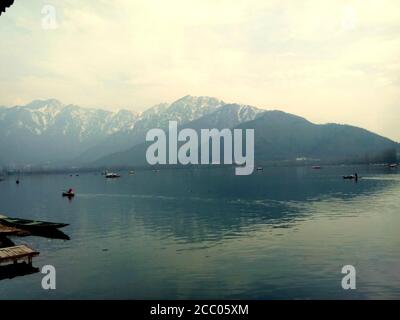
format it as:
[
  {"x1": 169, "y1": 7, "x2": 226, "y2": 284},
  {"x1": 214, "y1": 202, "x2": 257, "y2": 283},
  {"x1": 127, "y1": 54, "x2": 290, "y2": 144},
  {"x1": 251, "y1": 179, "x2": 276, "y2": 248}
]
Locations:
[
  {"x1": 0, "y1": 215, "x2": 69, "y2": 230},
  {"x1": 105, "y1": 172, "x2": 121, "y2": 178}
]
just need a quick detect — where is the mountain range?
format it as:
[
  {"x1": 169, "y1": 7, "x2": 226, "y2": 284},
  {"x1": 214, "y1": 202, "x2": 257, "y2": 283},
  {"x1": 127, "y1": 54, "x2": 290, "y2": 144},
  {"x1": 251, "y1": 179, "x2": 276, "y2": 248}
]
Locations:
[
  {"x1": 0, "y1": 99, "x2": 138, "y2": 165},
  {"x1": 0, "y1": 96, "x2": 398, "y2": 169}
]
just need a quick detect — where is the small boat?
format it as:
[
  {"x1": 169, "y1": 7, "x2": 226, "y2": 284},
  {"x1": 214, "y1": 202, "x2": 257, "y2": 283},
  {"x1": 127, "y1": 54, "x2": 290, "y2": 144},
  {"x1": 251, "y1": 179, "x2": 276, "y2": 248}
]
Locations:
[
  {"x1": 389, "y1": 164, "x2": 398, "y2": 168},
  {"x1": 343, "y1": 175, "x2": 358, "y2": 180},
  {"x1": 129, "y1": 170, "x2": 135, "y2": 175},
  {"x1": 0, "y1": 215, "x2": 69, "y2": 230},
  {"x1": 62, "y1": 188, "x2": 75, "y2": 197},
  {"x1": 312, "y1": 166, "x2": 322, "y2": 170},
  {"x1": 256, "y1": 167, "x2": 263, "y2": 171},
  {"x1": 105, "y1": 172, "x2": 121, "y2": 178}
]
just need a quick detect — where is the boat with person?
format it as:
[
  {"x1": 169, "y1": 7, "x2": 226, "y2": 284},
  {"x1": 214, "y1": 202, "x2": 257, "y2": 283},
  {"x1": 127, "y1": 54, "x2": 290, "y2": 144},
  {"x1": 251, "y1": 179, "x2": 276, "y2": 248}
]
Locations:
[
  {"x1": 343, "y1": 173, "x2": 359, "y2": 180},
  {"x1": 0, "y1": 215, "x2": 69, "y2": 230},
  {"x1": 62, "y1": 188, "x2": 75, "y2": 197}
]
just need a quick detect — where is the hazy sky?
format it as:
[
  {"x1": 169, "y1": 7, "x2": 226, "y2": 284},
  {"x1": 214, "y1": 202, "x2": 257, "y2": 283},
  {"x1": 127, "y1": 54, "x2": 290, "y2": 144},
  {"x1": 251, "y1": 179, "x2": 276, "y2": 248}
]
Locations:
[{"x1": 0, "y1": 0, "x2": 399, "y2": 140}]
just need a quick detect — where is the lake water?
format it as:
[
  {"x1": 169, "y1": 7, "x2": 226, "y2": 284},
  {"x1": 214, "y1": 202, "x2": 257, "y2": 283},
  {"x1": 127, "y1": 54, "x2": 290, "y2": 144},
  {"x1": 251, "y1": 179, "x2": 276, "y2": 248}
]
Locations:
[{"x1": 1, "y1": 165, "x2": 399, "y2": 299}]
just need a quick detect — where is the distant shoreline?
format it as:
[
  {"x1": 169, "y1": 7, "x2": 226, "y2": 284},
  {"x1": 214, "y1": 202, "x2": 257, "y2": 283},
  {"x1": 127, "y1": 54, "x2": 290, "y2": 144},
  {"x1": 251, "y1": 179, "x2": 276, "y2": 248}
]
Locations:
[{"x1": 1, "y1": 161, "x2": 398, "y2": 176}]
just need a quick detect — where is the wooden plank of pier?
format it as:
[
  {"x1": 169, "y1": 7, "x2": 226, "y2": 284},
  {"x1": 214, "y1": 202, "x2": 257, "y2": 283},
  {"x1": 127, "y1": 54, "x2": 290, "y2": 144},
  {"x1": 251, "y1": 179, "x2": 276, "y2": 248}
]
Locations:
[{"x1": 0, "y1": 245, "x2": 39, "y2": 265}]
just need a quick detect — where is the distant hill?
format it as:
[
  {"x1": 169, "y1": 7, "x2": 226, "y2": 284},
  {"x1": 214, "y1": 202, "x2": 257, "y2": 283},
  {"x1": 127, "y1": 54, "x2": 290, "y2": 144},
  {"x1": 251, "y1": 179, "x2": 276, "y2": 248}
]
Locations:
[
  {"x1": 237, "y1": 110, "x2": 399, "y2": 163},
  {"x1": 93, "y1": 106, "x2": 399, "y2": 167}
]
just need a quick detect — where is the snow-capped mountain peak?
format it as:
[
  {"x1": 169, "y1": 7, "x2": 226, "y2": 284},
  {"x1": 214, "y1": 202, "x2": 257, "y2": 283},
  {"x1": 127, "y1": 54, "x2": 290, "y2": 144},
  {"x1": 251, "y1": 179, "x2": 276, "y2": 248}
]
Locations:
[
  {"x1": 23, "y1": 98, "x2": 64, "y2": 110},
  {"x1": 0, "y1": 95, "x2": 266, "y2": 166},
  {"x1": 0, "y1": 100, "x2": 140, "y2": 165},
  {"x1": 167, "y1": 95, "x2": 225, "y2": 119},
  {"x1": 141, "y1": 103, "x2": 170, "y2": 119}
]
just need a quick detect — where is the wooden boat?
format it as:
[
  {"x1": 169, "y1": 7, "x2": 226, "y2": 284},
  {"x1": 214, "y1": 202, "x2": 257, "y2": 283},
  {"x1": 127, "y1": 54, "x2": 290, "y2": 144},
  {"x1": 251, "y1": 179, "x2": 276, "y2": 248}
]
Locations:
[
  {"x1": 62, "y1": 192, "x2": 75, "y2": 197},
  {"x1": 0, "y1": 215, "x2": 69, "y2": 230},
  {"x1": 312, "y1": 166, "x2": 322, "y2": 169}
]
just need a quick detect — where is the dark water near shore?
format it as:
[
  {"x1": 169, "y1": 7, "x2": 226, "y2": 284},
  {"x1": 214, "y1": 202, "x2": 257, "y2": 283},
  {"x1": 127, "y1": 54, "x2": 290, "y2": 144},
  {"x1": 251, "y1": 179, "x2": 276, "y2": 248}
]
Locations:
[{"x1": 1, "y1": 165, "x2": 399, "y2": 299}]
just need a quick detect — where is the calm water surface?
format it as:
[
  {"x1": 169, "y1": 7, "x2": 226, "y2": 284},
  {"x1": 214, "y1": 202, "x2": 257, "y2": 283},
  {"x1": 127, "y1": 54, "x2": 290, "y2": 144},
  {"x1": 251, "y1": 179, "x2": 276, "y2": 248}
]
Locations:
[{"x1": 0, "y1": 166, "x2": 399, "y2": 299}]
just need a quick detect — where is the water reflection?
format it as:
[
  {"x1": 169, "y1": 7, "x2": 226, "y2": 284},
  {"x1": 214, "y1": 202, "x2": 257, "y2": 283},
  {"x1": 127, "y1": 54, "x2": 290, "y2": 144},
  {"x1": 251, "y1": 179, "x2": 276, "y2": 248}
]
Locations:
[
  {"x1": 74, "y1": 166, "x2": 397, "y2": 244},
  {"x1": 0, "y1": 165, "x2": 399, "y2": 299},
  {"x1": 0, "y1": 263, "x2": 39, "y2": 281},
  {"x1": 24, "y1": 229, "x2": 70, "y2": 241}
]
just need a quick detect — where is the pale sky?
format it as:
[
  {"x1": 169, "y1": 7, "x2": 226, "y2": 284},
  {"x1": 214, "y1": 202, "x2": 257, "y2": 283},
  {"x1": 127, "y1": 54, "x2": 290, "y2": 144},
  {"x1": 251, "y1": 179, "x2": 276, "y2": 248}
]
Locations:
[{"x1": 0, "y1": 0, "x2": 399, "y2": 141}]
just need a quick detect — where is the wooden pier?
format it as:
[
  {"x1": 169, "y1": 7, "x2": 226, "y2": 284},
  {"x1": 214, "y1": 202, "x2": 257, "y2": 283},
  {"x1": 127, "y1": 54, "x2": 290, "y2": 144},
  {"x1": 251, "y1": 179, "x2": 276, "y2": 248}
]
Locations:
[{"x1": 0, "y1": 245, "x2": 39, "y2": 266}]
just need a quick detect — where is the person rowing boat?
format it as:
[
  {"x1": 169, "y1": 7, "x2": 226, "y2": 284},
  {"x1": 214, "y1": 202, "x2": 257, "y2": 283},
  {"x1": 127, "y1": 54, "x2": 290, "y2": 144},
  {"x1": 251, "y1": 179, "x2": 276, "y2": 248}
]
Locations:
[
  {"x1": 62, "y1": 188, "x2": 75, "y2": 197},
  {"x1": 343, "y1": 173, "x2": 358, "y2": 181}
]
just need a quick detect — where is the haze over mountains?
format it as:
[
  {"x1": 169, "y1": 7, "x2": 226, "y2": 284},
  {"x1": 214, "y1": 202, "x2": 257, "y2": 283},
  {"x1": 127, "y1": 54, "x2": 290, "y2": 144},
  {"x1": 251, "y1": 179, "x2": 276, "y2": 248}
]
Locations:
[{"x1": 0, "y1": 95, "x2": 398, "y2": 169}]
